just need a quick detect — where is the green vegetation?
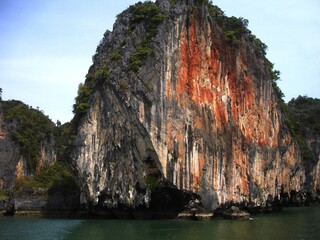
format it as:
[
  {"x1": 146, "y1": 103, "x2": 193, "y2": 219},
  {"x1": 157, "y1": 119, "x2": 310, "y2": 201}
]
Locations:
[
  {"x1": 207, "y1": 1, "x2": 284, "y2": 105},
  {"x1": 145, "y1": 174, "x2": 158, "y2": 190},
  {"x1": 73, "y1": 83, "x2": 91, "y2": 115},
  {"x1": 222, "y1": 17, "x2": 250, "y2": 46},
  {"x1": 14, "y1": 162, "x2": 79, "y2": 197},
  {"x1": 110, "y1": 50, "x2": 122, "y2": 62},
  {"x1": 249, "y1": 35, "x2": 268, "y2": 57},
  {"x1": 265, "y1": 60, "x2": 285, "y2": 102},
  {"x1": 129, "y1": 1, "x2": 165, "y2": 40},
  {"x1": 0, "y1": 189, "x2": 10, "y2": 200},
  {"x1": 73, "y1": 66, "x2": 110, "y2": 116},
  {"x1": 207, "y1": 3, "x2": 249, "y2": 46},
  {"x1": 119, "y1": 82, "x2": 129, "y2": 90},
  {"x1": 54, "y1": 120, "x2": 77, "y2": 164},
  {"x1": 36, "y1": 162, "x2": 79, "y2": 196},
  {"x1": 1, "y1": 99, "x2": 80, "y2": 196},
  {"x1": 2, "y1": 101, "x2": 55, "y2": 173},
  {"x1": 285, "y1": 96, "x2": 320, "y2": 163},
  {"x1": 287, "y1": 96, "x2": 320, "y2": 132},
  {"x1": 206, "y1": 1, "x2": 266, "y2": 58},
  {"x1": 128, "y1": 1, "x2": 165, "y2": 72},
  {"x1": 194, "y1": 0, "x2": 209, "y2": 6},
  {"x1": 129, "y1": 46, "x2": 151, "y2": 72}
]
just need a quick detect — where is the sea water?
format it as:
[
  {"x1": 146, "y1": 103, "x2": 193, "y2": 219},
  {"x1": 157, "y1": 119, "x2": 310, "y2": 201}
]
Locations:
[{"x1": 0, "y1": 206, "x2": 319, "y2": 240}]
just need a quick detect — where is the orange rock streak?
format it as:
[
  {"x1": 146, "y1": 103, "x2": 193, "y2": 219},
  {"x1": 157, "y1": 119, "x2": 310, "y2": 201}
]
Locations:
[{"x1": 160, "y1": 13, "x2": 295, "y2": 200}]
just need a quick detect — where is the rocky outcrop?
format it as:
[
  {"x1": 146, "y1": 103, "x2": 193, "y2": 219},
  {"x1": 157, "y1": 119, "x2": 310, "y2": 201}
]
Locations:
[
  {"x1": 72, "y1": 0, "x2": 305, "y2": 214},
  {"x1": 222, "y1": 206, "x2": 250, "y2": 220},
  {"x1": 177, "y1": 197, "x2": 214, "y2": 220},
  {"x1": 296, "y1": 128, "x2": 320, "y2": 201},
  {"x1": 13, "y1": 188, "x2": 48, "y2": 215},
  {"x1": 301, "y1": 129, "x2": 320, "y2": 192},
  {"x1": 0, "y1": 102, "x2": 21, "y2": 189},
  {"x1": 0, "y1": 186, "x2": 80, "y2": 216},
  {"x1": 0, "y1": 101, "x2": 56, "y2": 189},
  {"x1": 286, "y1": 96, "x2": 320, "y2": 195}
]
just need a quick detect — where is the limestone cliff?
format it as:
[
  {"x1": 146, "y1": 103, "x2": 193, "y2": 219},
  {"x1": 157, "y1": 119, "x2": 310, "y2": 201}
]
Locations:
[
  {"x1": 303, "y1": 129, "x2": 320, "y2": 192},
  {"x1": 286, "y1": 96, "x2": 320, "y2": 193},
  {"x1": 72, "y1": 0, "x2": 305, "y2": 210},
  {"x1": 0, "y1": 102, "x2": 20, "y2": 189},
  {"x1": 0, "y1": 101, "x2": 56, "y2": 189}
]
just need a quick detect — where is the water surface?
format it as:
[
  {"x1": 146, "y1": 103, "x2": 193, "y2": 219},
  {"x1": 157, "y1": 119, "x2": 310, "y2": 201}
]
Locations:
[{"x1": 0, "y1": 206, "x2": 319, "y2": 240}]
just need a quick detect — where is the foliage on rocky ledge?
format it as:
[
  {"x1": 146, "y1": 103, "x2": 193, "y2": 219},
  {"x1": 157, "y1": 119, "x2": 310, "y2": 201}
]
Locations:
[
  {"x1": 128, "y1": 1, "x2": 165, "y2": 72},
  {"x1": 73, "y1": 66, "x2": 110, "y2": 117},
  {"x1": 286, "y1": 96, "x2": 320, "y2": 164},
  {"x1": 72, "y1": 1, "x2": 166, "y2": 118},
  {"x1": 54, "y1": 120, "x2": 77, "y2": 164},
  {"x1": 129, "y1": 1, "x2": 165, "y2": 38},
  {"x1": 206, "y1": 1, "x2": 284, "y2": 104},
  {"x1": 2, "y1": 100, "x2": 55, "y2": 173},
  {"x1": 0, "y1": 99, "x2": 80, "y2": 198},
  {"x1": 0, "y1": 189, "x2": 10, "y2": 199},
  {"x1": 13, "y1": 162, "x2": 79, "y2": 197}
]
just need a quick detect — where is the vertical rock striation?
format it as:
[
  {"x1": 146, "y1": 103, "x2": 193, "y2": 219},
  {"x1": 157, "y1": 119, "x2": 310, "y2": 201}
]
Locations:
[{"x1": 72, "y1": 0, "x2": 305, "y2": 211}]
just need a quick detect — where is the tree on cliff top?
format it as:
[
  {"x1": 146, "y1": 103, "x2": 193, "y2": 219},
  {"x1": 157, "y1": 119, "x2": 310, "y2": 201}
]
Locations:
[
  {"x1": 286, "y1": 96, "x2": 320, "y2": 164},
  {"x1": 287, "y1": 96, "x2": 320, "y2": 132}
]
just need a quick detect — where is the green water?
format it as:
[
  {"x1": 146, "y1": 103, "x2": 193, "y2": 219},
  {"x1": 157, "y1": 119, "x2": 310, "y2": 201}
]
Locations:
[{"x1": 0, "y1": 207, "x2": 319, "y2": 240}]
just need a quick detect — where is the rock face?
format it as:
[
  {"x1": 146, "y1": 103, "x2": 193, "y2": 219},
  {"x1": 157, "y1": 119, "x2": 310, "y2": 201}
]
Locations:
[
  {"x1": 0, "y1": 101, "x2": 56, "y2": 189},
  {"x1": 286, "y1": 96, "x2": 320, "y2": 194},
  {"x1": 72, "y1": 0, "x2": 305, "y2": 211},
  {"x1": 0, "y1": 103, "x2": 20, "y2": 189},
  {"x1": 222, "y1": 206, "x2": 250, "y2": 220},
  {"x1": 304, "y1": 130, "x2": 320, "y2": 192}
]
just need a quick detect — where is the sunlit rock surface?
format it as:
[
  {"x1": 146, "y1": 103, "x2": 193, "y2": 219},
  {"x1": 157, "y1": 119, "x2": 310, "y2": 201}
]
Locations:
[{"x1": 72, "y1": 0, "x2": 305, "y2": 211}]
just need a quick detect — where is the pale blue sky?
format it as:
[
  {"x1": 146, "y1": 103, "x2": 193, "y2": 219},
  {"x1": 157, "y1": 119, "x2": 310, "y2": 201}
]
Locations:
[{"x1": 0, "y1": 0, "x2": 319, "y2": 123}]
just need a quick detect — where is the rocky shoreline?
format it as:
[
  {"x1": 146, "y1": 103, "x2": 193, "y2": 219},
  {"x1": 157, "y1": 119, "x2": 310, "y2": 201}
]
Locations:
[
  {"x1": 1, "y1": 189, "x2": 319, "y2": 220},
  {"x1": 1, "y1": 0, "x2": 319, "y2": 226}
]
